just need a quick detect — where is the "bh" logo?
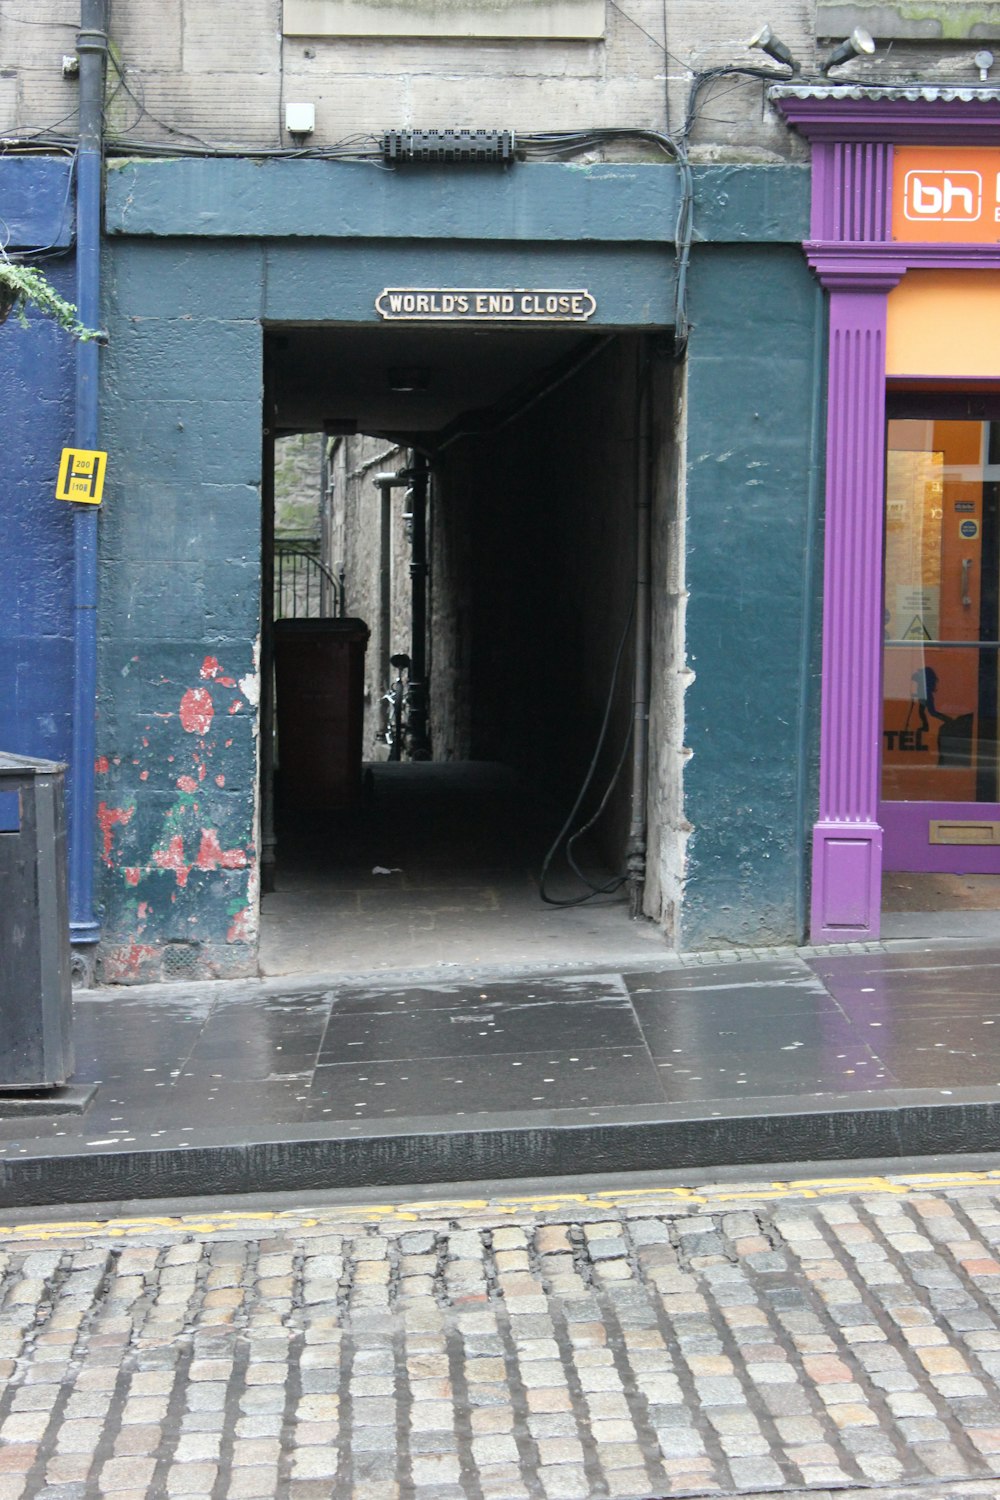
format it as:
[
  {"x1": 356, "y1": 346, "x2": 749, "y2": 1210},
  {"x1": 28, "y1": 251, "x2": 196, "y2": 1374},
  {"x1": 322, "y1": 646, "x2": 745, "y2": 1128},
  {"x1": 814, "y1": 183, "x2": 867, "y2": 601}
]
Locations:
[{"x1": 903, "y1": 170, "x2": 982, "y2": 222}]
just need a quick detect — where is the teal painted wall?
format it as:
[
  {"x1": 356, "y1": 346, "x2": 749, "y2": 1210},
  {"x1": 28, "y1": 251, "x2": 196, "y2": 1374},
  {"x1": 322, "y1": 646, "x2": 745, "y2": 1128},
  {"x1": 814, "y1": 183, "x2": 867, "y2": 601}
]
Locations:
[
  {"x1": 90, "y1": 158, "x2": 819, "y2": 976},
  {"x1": 93, "y1": 220, "x2": 676, "y2": 980},
  {"x1": 106, "y1": 159, "x2": 682, "y2": 243},
  {"x1": 680, "y1": 245, "x2": 824, "y2": 949},
  {"x1": 105, "y1": 159, "x2": 809, "y2": 246},
  {"x1": 95, "y1": 244, "x2": 264, "y2": 981}
]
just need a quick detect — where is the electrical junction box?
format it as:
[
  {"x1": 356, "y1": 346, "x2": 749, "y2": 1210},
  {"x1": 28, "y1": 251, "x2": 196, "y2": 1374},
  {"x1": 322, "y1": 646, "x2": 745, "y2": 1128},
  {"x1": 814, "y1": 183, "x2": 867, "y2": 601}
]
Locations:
[
  {"x1": 285, "y1": 102, "x2": 315, "y2": 134},
  {"x1": 382, "y1": 130, "x2": 516, "y2": 164}
]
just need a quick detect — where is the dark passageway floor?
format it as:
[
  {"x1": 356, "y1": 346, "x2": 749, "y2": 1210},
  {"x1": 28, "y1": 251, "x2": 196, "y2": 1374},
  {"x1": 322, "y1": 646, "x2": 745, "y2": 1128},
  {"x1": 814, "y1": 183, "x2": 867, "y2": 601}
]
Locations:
[{"x1": 259, "y1": 760, "x2": 665, "y2": 976}]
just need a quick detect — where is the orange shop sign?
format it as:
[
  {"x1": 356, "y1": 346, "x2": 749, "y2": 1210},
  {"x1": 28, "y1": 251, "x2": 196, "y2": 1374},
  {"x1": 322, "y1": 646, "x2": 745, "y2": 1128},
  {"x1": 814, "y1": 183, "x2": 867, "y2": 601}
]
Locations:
[{"x1": 893, "y1": 147, "x2": 1000, "y2": 244}]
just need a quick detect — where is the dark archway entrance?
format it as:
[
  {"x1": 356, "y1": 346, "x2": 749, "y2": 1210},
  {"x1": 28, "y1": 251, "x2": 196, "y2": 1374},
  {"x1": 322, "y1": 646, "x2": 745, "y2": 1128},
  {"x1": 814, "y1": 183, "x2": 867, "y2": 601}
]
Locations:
[{"x1": 259, "y1": 325, "x2": 673, "y2": 974}]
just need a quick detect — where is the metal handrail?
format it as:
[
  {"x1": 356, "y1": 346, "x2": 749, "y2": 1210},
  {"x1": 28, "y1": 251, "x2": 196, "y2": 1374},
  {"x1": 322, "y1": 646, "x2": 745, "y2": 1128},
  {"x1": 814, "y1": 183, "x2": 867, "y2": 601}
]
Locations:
[{"x1": 274, "y1": 544, "x2": 345, "y2": 619}]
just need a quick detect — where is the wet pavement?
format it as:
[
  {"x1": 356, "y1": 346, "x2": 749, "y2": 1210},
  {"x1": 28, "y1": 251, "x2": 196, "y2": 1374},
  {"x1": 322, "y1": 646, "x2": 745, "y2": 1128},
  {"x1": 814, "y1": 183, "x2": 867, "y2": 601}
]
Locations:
[{"x1": 3, "y1": 942, "x2": 1000, "y2": 1207}]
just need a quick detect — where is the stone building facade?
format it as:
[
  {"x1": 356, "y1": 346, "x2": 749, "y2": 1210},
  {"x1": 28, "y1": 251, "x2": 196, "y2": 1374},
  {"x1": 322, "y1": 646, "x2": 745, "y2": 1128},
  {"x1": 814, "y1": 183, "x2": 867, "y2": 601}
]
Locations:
[{"x1": 3, "y1": 1, "x2": 999, "y2": 980}]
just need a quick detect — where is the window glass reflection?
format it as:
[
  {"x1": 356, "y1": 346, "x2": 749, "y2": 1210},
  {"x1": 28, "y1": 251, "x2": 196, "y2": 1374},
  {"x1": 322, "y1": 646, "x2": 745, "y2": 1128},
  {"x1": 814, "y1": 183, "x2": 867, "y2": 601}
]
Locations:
[{"x1": 882, "y1": 418, "x2": 1000, "y2": 803}]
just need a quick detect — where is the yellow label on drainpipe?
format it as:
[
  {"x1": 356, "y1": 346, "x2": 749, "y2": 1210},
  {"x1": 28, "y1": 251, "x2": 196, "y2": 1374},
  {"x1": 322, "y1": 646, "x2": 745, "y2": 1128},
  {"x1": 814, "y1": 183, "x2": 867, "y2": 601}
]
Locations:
[{"x1": 55, "y1": 447, "x2": 107, "y2": 504}]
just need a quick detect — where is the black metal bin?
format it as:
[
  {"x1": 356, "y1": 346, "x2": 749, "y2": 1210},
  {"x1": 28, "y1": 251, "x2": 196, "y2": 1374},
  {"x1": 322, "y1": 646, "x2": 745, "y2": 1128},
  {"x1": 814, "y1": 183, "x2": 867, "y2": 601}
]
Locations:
[{"x1": 0, "y1": 753, "x2": 74, "y2": 1088}]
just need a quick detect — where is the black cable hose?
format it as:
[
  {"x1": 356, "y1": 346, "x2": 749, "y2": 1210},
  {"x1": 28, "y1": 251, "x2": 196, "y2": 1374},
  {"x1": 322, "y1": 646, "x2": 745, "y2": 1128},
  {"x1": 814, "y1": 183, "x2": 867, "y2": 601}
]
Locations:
[
  {"x1": 539, "y1": 587, "x2": 636, "y2": 907},
  {"x1": 681, "y1": 64, "x2": 794, "y2": 143},
  {"x1": 564, "y1": 716, "x2": 634, "y2": 896}
]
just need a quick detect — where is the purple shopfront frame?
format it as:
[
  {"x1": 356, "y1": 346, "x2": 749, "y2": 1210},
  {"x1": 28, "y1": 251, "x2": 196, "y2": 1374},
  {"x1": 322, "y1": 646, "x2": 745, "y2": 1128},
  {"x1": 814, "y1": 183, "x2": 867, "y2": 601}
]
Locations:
[{"x1": 774, "y1": 91, "x2": 1000, "y2": 942}]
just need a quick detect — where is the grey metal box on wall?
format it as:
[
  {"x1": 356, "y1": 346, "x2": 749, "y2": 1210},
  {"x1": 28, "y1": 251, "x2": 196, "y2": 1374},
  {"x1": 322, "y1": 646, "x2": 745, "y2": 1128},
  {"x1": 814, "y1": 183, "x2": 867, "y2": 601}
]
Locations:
[{"x1": 0, "y1": 753, "x2": 74, "y2": 1089}]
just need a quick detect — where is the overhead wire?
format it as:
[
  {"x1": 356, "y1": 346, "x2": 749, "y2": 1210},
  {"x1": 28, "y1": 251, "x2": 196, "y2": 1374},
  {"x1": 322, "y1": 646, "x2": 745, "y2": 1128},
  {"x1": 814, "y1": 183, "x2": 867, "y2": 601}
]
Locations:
[
  {"x1": 0, "y1": 6, "x2": 77, "y2": 24},
  {"x1": 0, "y1": 110, "x2": 82, "y2": 143},
  {"x1": 682, "y1": 64, "x2": 795, "y2": 144},
  {"x1": 105, "y1": 50, "x2": 240, "y2": 151},
  {"x1": 606, "y1": 0, "x2": 690, "y2": 76}
]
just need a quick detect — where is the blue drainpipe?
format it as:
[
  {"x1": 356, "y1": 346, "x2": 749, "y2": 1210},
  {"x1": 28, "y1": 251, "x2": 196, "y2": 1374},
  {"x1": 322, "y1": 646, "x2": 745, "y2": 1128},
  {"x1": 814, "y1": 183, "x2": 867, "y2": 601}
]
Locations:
[{"x1": 68, "y1": 0, "x2": 108, "y2": 950}]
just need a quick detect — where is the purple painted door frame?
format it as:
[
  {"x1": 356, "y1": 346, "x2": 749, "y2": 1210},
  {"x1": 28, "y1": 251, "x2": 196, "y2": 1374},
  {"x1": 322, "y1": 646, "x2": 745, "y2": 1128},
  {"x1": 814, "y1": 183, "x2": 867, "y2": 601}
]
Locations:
[{"x1": 774, "y1": 92, "x2": 1000, "y2": 942}]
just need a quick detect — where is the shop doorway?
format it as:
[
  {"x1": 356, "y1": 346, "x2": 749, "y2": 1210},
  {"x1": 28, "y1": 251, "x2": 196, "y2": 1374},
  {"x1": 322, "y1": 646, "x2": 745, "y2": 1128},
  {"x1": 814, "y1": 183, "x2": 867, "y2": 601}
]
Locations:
[
  {"x1": 257, "y1": 326, "x2": 675, "y2": 974},
  {"x1": 881, "y1": 392, "x2": 1000, "y2": 877}
]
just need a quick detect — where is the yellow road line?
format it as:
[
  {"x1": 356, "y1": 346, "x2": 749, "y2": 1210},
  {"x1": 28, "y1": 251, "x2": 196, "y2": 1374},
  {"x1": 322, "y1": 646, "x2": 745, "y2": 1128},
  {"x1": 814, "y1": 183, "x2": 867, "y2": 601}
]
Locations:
[{"x1": 6, "y1": 1169, "x2": 1000, "y2": 1241}]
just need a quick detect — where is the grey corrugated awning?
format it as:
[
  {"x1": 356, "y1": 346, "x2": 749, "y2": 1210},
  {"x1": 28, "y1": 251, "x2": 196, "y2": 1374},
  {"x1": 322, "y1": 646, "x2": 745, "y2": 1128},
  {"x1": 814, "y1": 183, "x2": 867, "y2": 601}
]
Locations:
[{"x1": 770, "y1": 82, "x2": 1000, "y2": 104}]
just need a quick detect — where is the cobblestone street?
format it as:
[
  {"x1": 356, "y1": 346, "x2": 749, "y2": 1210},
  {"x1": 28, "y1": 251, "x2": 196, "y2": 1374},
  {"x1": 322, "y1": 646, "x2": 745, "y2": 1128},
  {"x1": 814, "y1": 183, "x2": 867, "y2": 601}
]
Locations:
[{"x1": 8, "y1": 1173, "x2": 1000, "y2": 1498}]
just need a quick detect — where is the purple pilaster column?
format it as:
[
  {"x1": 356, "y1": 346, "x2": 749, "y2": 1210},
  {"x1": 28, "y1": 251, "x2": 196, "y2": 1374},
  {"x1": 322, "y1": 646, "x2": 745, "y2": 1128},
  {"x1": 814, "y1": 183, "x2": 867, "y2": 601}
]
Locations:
[{"x1": 810, "y1": 264, "x2": 902, "y2": 941}]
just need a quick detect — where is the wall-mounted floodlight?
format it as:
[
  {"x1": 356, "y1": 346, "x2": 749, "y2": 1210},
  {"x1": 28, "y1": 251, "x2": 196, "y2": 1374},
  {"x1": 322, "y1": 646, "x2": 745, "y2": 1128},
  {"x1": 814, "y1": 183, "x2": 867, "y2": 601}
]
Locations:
[
  {"x1": 975, "y1": 49, "x2": 995, "y2": 82},
  {"x1": 822, "y1": 27, "x2": 875, "y2": 72},
  {"x1": 746, "y1": 24, "x2": 799, "y2": 72}
]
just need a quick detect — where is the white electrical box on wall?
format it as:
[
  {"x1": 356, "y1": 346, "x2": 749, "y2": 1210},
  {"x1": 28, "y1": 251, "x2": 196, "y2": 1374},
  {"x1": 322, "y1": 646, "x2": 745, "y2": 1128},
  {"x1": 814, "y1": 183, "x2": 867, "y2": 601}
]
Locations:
[{"x1": 285, "y1": 102, "x2": 316, "y2": 134}]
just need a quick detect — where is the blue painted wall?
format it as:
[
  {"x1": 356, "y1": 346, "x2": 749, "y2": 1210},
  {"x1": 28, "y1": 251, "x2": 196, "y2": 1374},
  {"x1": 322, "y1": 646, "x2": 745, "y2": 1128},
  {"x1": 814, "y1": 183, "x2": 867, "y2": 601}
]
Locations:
[
  {"x1": 0, "y1": 283, "x2": 76, "y2": 765},
  {"x1": 0, "y1": 155, "x2": 75, "y2": 249},
  {"x1": 0, "y1": 154, "x2": 77, "y2": 774},
  {"x1": 681, "y1": 245, "x2": 824, "y2": 948}
]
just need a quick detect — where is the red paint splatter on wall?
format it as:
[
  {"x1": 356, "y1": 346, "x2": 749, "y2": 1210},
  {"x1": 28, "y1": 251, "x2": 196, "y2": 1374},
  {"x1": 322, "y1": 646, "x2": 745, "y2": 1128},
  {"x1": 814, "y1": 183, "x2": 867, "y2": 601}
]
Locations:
[
  {"x1": 195, "y1": 829, "x2": 248, "y2": 872},
  {"x1": 228, "y1": 700, "x2": 242, "y2": 715},
  {"x1": 95, "y1": 755, "x2": 110, "y2": 775},
  {"x1": 124, "y1": 867, "x2": 141, "y2": 887},
  {"x1": 180, "y1": 687, "x2": 214, "y2": 735},
  {"x1": 97, "y1": 802, "x2": 134, "y2": 864},
  {"x1": 151, "y1": 829, "x2": 247, "y2": 888},
  {"x1": 176, "y1": 775, "x2": 198, "y2": 794},
  {"x1": 200, "y1": 655, "x2": 235, "y2": 688},
  {"x1": 107, "y1": 943, "x2": 158, "y2": 981},
  {"x1": 227, "y1": 907, "x2": 254, "y2": 943},
  {"x1": 215, "y1": 774, "x2": 225, "y2": 787},
  {"x1": 139, "y1": 770, "x2": 149, "y2": 781},
  {"x1": 153, "y1": 834, "x2": 192, "y2": 888}
]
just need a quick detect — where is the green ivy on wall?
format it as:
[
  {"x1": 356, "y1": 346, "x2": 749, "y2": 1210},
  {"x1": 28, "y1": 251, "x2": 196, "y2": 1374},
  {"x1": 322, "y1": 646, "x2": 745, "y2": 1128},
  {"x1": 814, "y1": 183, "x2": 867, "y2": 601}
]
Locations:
[{"x1": 0, "y1": 259, "x2": 99, "y2": 340}]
